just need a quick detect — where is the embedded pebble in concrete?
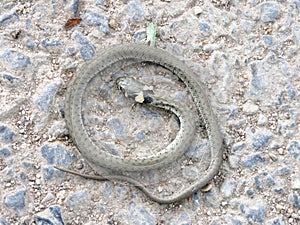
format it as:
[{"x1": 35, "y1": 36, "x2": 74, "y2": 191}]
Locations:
[
  {"x1": 0, "y1": 50, "x2": 31, "y2": 69},
  {"x1": 3, "y1": 190, "x2": 26, "y2": 215},
  {"x1": 36, "y1": 205, "x2": 64, "y2": 225},
  {"x1": 0, "y1": 125, "x2": 15, "y2": 143},
  {"x1": 0, "y1": 0, "x2": 299, "y2": 224}
]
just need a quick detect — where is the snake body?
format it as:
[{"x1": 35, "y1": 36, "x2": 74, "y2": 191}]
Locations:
[{"x1": 58, "y1": 44, "x2": 223, "y2": 203}]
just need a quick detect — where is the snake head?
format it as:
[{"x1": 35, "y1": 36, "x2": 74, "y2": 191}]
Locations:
[{"x1": 116, "y1": 77, "x2": 154, "y2": 103}]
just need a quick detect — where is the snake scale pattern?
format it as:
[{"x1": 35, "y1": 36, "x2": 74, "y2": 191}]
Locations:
[{"x1": 55, "y1": 44, "x2": 223, "y2": 204}]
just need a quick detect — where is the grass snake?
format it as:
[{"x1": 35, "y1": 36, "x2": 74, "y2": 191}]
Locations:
[{"x1": 55, "y1": 44, "x2": 223, "y2": 204}]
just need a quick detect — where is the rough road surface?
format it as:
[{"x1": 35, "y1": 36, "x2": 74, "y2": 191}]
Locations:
[{"x1": 0, "y1": 0, "x2": 299, "y2": 224}]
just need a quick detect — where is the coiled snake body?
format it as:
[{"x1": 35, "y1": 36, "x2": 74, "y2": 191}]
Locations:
[{"x1": 55, "y1": 44, "x2": 223, "y2": 204}]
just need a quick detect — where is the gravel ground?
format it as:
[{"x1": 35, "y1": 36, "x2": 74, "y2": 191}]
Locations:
[{"x1": 0, "y1": 0, "x2": 300, "y2": 224}]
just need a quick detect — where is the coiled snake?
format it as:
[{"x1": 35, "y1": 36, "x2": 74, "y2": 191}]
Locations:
[{"x1": 55, "y1": 44, "x2": 223, "y2": 204}]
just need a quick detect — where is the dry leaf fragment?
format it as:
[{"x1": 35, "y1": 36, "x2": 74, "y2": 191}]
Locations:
[{"x1": 64, "y1": 17, "x2": 82, "y2": 28}]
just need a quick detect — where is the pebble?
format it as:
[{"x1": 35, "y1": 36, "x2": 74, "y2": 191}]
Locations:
[
  {"x1": 82, "y1": 10, "x2": 109, "y2": 35},
  {"x1": 73, "y1": 32, "x2": 96, "y2": 61},
  {"x1": 35, "y1": 82, "x2": 59, "y2": 112},
  {"x1": 126, "y1": 1, "x2": 145, "y2": 22},
  {"x1": 0, "y1": 125, "x2": 15, "y2": 143},
  {"x1": 41, "y1": 192, "x2": 55, "y2": 203},
  {"x1": 0, "y1": 50, "x2": 31, "y2": 69},
  {"x1": 0, "y1": 12, "x2": 16, "y2": 25},
  {"x1": 291, "y1": 173, "x2": 300, "y2": 190},
  {"x1": 241, "y1": 154, "x2": 265, "y2": 169},
  {"x1": 126, "y1": 202, "x2": 154, "y2": 225},
  {"x1": 268, "y1": 215, "x2": 285, "y2": 225},
  {"x1": 254, "y1": 175, "x2": 264, "y2": 190},
  {"x1": 290, "y1": 193, "x2": 300, "y2": 209},
  {"x1": 107, "y1": 117, "x2": 124, "y2": 137},
  {"x1": 0, "y1": 73, "x2": 21, "y2": 84},
  {"x1": 221, "y1": 179, "x2": 236, "y2": 198},
  {"x1": 3, "y1": 189, "x2": 26, "y2": 215},
  {"x1": 246, "y1": 128, "x2": 273, "y2": 151},
  {"x1": 36, "y1": 205, "x2": 65, "y2": 225},
  {"x1": 0, "y1": 217, "x2": 9, "y2": 225},
  {"x1": 41, "y1": 38, "x2": 61, "y2": 50},
  {"x1": 262, "y1": 35, "x2": 273, "y2": 46},
  {"x1": 65, "y1": 190, "x2": 90, "y2": 209},
  {"x1": 41, "y1": 144, "x2": 75, "y2": 166},
  {"x1": 287, "y1": 140, "x2": 300, "y2": 159},
  {"x1": 240, "y1": 201, "x2": 266, "y2": 224},
  {"x1": 172, "y1": 212, "x2": 191, "y2": 225},
  {"x1": 228, "y1": 154, "x2": 241, "y2": 169},
  {"x1": 259, "y1": 2, "x2": 280, "y2": 22},
  {"x1": 0, "y1": 148, "x2": 11, "y2": 157},
  {"x1": 257, "y1": 113, "x2": 268, "y2": 126},
  {"x1": 242, "y1": 100, "x2": 259, "y2": 115}
]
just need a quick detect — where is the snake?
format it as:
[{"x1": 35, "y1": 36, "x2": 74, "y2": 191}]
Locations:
[{"x1": 55, "y1": 44, "x2": 223, "y2": 204}]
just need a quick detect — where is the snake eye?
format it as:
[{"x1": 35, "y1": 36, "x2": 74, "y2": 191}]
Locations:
[{"x1": 116, "y1": 77, "x2": 125, "y2": 90}]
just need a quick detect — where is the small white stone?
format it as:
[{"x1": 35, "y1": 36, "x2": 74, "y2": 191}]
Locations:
[
  {"x1": 194, "y1": 6, "x2": 203, "y2": 15},
  {"x1": 242, "y1": 100, "x2": 259, "y2": 115},
  {"x1": 42, "y1": 192, "x2": 55, "y2": 203},
  {"x1": 257, "y1": 113, "x2": 268, "y2": 126},
  {"x1": 291, "y1": 174, "x2": 300, "y2": 190}
]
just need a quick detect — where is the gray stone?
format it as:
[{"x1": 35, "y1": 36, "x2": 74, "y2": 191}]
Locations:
[
  {"x1": 172, "y1": 212, "x2": 191, "y2": 225},
  {"x1": 126, "y1": 1, "x2": 145, "y2": 22},
  {"x1": 82, "y1": 10, "x2": 109, "y2": 34},
  {"x1": 0, "y1": 217, "x2": 9, "y2": 225},
  {"x1": 246, "y1": 189, "x2": 254, "y2": 197},
  {"x1": 3, "y1": 189, "x2": 26, "y2": 215},
  {"x1": 241, "y1": 154, "x2": 265, "y2": 169},
  {"x1": 126, "y1": 202, "x2": 154, "y2": 225},
  {"x1": 41, "y1": 144, "x2": 75, "y2": 166},
  {"x1": 135, "y1": 132, "x2": 145, "y2": 140},
  {"x1": 25, "y1": 39, "x2": 35, "y2": 50},
  {"x1": 232, "y1": 141, "x2": 246, "y2": 152},
  {"x1": 102, "y1": 182, "x2": 113, "y2": 198},
  {"x1": 240, "y1": 201, "x2": 266, "y2": 224},
  {"x1": 65, "y1": 190, "x2": 90, "y2": 208},
  {"x1": 254, "y1": 175, "x2": 264, "y2": 190},
  {"x1": 287, "y1": 84, "x2": 296, "y2": 100},
  {"x1": 246, "y1": 128, "x2": 273, "y2": 151},
  {"x1": 267, "y1": 215, "x2": 285, "y2": 225},
  {"x1": 260, "y1": 2, "x2": 280, "y2": 22},
  {"x1": 41, "y1": 38, "x2": 61, "y2": 50},
  {"x1": 0, "y1": 12, "x2": 16, "y2": 25},
  {"x1": 257, "y1": 114, "x2": 268, "y2": 126},
  {"x1": 287, "y1": 140, "x2": 300, "y2": 159},
  {"x1": 79, "y1": 44, "x2": 96, "y2": 61},
  {"x1": 66, "y1": 0, "x2": 80, "y2": 16},
  {"x1": 0, "y1": 73, "x2": 21, "y2": 84},
  {"x1": 107, "y1": 118, "x2": 124, "y2": 137},
  {"x1": 35, "y1": 83, "x2": 59, "y2": 112},
  {"x1": 0, "y1": 148, "x2": 11, "y2": 157},
  {"x1": 0, "y1": 50, "x2": 30, "y2": 69},
  {"x1": 73, "y1": 33, "x2": 96, "y2": 61},
  {"x1": 289, "y1": 193, "x2": 300, "y2": 208},
  {"x1": 264, "y1": 173, "x2": 276, "y2": 186},
  {"x1": 277, "y1": 167, "x2": 291, "y2": 176},
  {"x1": 262, "y1": 35, "x2": 273, "y2": 46},
  {"x1": 42, "y1": 166, "x2": 55, "y2": 181},
  {"x1": 36, "y1": 205, "x2": 65, "y2": 225},
  {"x1": 0, "y1": 125, "x2": 15, "y2": 143},
  {"x1": 221, "y1": 179, "x2": 236, "y2": 198}
]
